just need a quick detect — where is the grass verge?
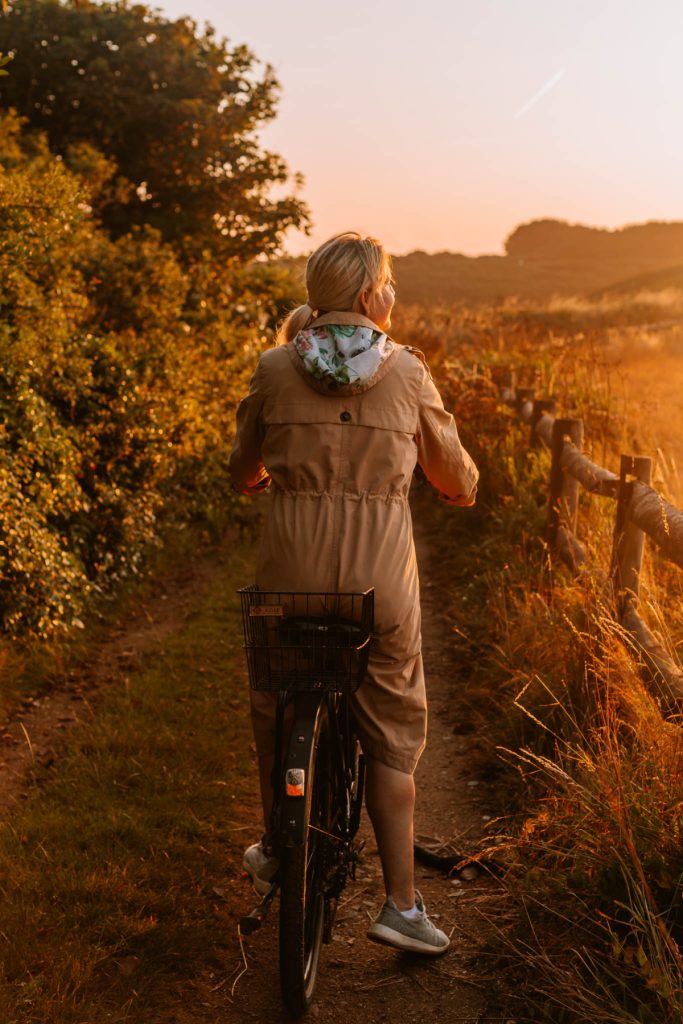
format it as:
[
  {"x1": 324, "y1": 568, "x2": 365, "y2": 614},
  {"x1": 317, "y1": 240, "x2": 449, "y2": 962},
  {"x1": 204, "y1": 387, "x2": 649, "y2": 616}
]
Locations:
[{"x1": 0, "y1": 530, "x2": 259, "y2": 1024}]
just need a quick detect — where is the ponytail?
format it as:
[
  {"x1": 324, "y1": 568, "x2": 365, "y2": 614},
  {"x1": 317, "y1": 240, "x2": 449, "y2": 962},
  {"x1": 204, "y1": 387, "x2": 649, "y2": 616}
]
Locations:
[{"x1": 276, "y1": 303, "x2": 316, "y2": 345}]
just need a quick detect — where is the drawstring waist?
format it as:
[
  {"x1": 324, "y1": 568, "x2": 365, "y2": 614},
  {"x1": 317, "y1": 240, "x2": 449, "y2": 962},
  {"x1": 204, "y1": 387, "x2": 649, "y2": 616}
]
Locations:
[{"x1": 270, "y1": 486, "x2": 410, "y2": 506}]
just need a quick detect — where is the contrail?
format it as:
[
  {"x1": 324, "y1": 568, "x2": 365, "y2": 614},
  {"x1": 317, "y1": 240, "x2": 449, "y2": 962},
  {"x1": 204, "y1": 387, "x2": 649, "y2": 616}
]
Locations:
[{"x1": 514, "y1": 68, "x2": 565, "y2": 118}]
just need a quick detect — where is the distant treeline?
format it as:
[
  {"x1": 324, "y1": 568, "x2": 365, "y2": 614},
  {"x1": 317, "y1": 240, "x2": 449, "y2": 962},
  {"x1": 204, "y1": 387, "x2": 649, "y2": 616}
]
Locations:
[
  {"x1": 391, "y1": 219, "x2": 683, "y2": 304},
  {"x1": 0, "y1": 0, "x2": 306, "y2": 638}
]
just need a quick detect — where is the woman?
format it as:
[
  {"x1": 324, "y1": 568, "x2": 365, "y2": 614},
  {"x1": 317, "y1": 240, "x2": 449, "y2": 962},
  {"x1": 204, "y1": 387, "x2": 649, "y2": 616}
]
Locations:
[{"x1": 229, "y1": 231, "x2": 478, "y2": 955}]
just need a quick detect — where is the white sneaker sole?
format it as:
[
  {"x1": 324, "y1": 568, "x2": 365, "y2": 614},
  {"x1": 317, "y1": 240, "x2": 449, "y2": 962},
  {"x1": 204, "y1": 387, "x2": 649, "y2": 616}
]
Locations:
[
  {"x1": 244, "y1": 873, "x2": 275, "y2": 896},
  {"x1": 242, "y1": 856, "x2": 279, "y2": 896},
  {"x1": 367, "y1": 922, "x2": 450, "y2": 956}
]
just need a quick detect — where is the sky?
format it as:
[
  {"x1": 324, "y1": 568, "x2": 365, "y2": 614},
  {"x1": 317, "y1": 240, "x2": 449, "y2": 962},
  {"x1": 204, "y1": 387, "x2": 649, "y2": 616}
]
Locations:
[{"x1": 157, "y1": 0, "x2": 683, "y2": 257}]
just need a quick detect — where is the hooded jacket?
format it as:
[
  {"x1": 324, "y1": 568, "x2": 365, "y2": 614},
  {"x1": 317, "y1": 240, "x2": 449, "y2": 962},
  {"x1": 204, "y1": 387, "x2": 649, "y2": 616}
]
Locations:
[{"x1": 229, "y1": 310, "x2": 478, "y2": 773}]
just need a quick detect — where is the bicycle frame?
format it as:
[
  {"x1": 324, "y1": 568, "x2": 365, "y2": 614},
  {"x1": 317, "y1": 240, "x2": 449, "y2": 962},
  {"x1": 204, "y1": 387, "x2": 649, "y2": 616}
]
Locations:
[{"x1": 238, "y1": 586, "x2": 372, "y2": 1012}]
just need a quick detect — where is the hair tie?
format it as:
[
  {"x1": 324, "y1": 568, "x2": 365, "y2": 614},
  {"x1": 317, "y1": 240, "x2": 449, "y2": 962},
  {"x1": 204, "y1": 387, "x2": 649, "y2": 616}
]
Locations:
[{"x1": 304, "y1": 302, "x2": 319, "y2": 326}]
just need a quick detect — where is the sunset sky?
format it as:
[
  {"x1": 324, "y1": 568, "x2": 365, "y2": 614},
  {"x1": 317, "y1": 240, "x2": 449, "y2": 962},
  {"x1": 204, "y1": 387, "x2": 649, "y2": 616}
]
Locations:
[{"x1": 158, "y1": 0, "x2": 683, "y2": 257}]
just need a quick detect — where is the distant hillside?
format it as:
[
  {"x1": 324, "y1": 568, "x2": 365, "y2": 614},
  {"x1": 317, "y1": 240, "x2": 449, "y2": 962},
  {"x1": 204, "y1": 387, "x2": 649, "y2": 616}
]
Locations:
[
  {"x1": 588, "y1": 262, "x2": 683, "y2": 299},
  {"x1": 391, "y1": 219, "x2": 683, "y2": 304},
  {"x1": 505, "y1": 219, "x2": 683, "y2": 265}
]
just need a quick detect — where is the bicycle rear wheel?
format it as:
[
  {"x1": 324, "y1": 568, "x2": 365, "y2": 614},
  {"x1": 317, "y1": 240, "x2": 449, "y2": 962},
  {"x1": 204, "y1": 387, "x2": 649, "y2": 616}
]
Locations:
[{"x1": 279, "y1": 698, "x2": 333, "y2": 1017}]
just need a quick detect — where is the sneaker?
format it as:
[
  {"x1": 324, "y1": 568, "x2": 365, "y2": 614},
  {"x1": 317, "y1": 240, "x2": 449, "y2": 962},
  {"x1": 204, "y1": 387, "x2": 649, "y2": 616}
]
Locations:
[
  {"x1": 242, "y1": 841, "x2": 279, "y2": 896},
  {"x1": 367, "y1": 889, "x2": 450, "y2": 955}
]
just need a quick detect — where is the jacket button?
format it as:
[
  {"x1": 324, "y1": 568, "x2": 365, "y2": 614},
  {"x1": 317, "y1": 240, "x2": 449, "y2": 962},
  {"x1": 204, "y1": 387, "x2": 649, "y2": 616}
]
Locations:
[{"x1": 340, "y1": 410, "x2": 352, "y2": 423}]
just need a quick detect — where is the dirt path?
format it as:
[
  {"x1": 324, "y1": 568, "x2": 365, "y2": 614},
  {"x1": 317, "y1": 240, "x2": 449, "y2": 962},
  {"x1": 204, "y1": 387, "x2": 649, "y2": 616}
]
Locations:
[
  {"x1": 230, "y1": 513, "x2": 505, "y2": 1023},
  {"x1": 0, "y1": 509, "x2": 507, "y2": 1022}
]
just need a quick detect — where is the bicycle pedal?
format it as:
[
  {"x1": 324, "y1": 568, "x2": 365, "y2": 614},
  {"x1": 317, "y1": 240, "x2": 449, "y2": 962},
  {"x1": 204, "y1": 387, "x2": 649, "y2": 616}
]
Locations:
[
  {"x1": 239, "y1": 881, "x2": 278, "y2": 937},
  {"x1": 239, "y1": 914, "x2": 262, "y2": 935}
]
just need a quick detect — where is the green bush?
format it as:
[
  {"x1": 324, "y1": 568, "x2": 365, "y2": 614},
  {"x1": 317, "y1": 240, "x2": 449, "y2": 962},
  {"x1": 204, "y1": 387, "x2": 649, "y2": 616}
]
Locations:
[{"x1": 0, "y1": 109, "x2": 303, "y2": 638}]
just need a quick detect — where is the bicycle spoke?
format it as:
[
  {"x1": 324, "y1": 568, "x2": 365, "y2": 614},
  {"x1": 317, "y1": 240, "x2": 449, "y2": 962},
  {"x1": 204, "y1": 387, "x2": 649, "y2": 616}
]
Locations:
[{"x1": 308, "y1": 822, "x2": 343, "y2": 843}]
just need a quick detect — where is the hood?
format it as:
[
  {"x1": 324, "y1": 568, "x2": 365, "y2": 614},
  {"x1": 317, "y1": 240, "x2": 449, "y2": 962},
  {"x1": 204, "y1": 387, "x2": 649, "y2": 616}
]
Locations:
[{"x1": 293, "y1": 320, "x2": 395, "y2": 394}]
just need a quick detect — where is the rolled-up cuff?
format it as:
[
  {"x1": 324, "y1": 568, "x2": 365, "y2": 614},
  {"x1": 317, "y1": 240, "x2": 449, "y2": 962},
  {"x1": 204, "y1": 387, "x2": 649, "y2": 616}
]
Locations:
[
  {"x1": 231, "y1": 475, "x2": 271, "y2": 496},
  {"x1": 356, "y1": 734, "x2": 424, "y2": 775},
  {"x1": 438, "y1": 484, "x2": 477, "y2": 507}
]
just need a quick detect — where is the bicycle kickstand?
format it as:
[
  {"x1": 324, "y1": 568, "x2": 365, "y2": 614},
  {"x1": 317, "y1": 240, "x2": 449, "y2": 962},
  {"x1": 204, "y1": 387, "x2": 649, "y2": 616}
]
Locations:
[{"x1": 349, "y1": 838, "x2": 366, "y2": 881}]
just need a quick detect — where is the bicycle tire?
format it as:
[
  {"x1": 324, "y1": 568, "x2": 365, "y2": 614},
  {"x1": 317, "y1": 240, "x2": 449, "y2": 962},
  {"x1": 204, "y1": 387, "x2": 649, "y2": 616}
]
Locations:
[
  {"x1": 349, "y1": 739, "x2": 365, "y2": 839},
  {"x1": 279, "y1": 699, "x2": 332, "y2": 1017}
]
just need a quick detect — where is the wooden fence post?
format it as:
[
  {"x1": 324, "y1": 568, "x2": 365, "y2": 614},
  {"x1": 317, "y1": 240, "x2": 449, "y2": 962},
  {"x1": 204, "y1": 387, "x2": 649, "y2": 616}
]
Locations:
[
  {"x1": 530, "y1": 398, "x2": 556, "y2": 447},
  {"x1": 515, "y1": 387, "x2": 535, "y2": 421},
  {"x1": 612, "y1": 454, "x2": 653, "y2": 617},
  {"x1": 547, "y1": 418, "x2": 584, "y2": 547}
]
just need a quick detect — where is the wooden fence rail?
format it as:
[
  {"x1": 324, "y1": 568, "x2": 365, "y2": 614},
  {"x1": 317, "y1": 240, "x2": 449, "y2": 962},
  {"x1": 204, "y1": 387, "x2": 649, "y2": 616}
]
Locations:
[{"x1": 493, "y1": 372, "x2": 683, "y2": 711}]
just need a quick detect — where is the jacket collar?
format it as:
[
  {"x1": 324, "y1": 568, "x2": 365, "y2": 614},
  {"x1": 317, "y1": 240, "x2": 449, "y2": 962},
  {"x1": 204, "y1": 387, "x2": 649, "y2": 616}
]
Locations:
[
  {"x1": 285, "y1": 309, "x2": 402, "y2": 396},
  {"x1": 285, "y1": 315, "x2": 401, "y2": 397},
  {"x1": 286, "y1": 340, "x2": 401, "y2": 397},
  {"x1": 310, "y1": 310, "x2": 381, "y2": 332}
]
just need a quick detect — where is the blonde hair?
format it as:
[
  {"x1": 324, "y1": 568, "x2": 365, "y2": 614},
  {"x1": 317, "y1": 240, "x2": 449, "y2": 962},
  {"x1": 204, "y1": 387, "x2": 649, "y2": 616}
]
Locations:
[{"x1": 277, "y1": 231, "x2": 394, "y2": 345}]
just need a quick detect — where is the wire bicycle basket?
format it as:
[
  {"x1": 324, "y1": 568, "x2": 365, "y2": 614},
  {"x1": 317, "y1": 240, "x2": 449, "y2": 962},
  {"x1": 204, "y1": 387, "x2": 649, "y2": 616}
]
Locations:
[{"x1": 239, "y1": 587, "x2": 374, "y2": 694}]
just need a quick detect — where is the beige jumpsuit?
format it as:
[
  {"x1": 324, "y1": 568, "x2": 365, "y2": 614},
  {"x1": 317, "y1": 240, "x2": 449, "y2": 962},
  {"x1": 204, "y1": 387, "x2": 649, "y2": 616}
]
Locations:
[{"x1": 229, "y1": 311, "x2": 479, "y2": 773}]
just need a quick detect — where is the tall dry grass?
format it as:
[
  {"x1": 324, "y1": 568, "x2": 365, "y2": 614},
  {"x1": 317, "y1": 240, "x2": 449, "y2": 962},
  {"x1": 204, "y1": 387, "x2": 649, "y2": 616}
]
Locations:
[
  {"x1": 393, "y1": 288, "x2": 683, "y2": 503},
  {"x1": 487, "y1": 573, "x2": 683, "y2": 1022},
  {"x1": 396, "y1": 293, "x2": 683, "y2": 1022}
]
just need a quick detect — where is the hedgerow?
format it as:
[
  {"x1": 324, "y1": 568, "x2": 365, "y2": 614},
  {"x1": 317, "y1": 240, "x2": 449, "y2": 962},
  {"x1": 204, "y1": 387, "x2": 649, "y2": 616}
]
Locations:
[{"x1": 0, "y1": 109, "x2": 304, "y2": 638}]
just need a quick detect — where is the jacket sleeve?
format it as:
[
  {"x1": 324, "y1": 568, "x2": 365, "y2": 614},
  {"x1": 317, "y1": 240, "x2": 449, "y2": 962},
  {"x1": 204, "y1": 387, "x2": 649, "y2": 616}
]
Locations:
[
  {"x1": 228, "y1": 358, "x2": 271, "y2": 496},
  {"x1": 415, "y1": 366, "x2": 479, "y2": 507}
]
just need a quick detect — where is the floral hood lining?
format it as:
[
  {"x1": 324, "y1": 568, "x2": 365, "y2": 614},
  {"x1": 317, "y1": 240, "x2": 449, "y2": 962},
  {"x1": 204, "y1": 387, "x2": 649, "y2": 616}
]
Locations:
[{"x1": 293, "y1": 323, "x2": 395, "y2": 393}]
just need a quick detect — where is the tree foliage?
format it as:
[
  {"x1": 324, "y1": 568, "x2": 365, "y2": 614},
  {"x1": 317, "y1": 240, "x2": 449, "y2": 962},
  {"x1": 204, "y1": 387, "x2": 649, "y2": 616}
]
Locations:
[
  {"x1": 504, "y1": 218, "x2": 683, "y2": 265},
  {"x1": 0, "y1": 0, "x2": 310, "y2": 260},
  {"x1": 0, "y1": 3, "x2": 309, "y2": 638},
  {"x1": 0, "y1": 105, "x2": 304, "y2": 639}
]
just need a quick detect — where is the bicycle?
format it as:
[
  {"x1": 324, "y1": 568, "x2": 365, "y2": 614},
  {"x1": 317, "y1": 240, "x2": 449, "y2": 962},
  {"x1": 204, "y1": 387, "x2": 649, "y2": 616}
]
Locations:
[{"x1": 238, "y1": 586, "x2": 374, "y2": 1017}]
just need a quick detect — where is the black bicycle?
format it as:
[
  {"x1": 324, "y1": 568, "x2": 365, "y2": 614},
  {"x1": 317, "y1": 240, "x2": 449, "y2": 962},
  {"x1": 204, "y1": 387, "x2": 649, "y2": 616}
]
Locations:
[{"x1": 238, "y1": 586, "x2": 374, "y2": 1017}]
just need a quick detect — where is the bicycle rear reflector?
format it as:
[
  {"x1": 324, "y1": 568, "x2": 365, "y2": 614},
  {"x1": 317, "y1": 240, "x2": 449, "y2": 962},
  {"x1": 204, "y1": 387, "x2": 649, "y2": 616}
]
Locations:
[
  {"x1": 249, "y1": 604, "x2": 285, "y2": 617},
  {"x1": 286, "y1": 768, "x2": 306, "y2": 797}
]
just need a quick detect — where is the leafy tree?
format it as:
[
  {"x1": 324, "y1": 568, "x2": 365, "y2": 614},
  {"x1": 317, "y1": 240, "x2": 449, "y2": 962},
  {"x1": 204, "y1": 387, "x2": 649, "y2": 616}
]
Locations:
[
  {"x1": 0, "y1": 108, "x2": 304, "y2": 638},
  {"x1": 504, "y1": 218, "x2": 683, "y2": 265},
  {"x1": 0, "y1": 0, "x2": 309, "y2": 637},
  {"x1": 0, "y1": 0, "x2": 310, "y2": 261}
]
